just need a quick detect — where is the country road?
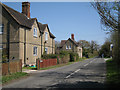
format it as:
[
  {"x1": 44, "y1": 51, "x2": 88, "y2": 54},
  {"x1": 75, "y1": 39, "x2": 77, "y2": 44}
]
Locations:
[{"x1": 3, "y1": 58, "x2": 106, "y2": 89}]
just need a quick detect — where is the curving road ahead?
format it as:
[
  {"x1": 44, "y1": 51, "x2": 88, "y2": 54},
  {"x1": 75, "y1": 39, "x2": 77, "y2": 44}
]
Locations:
[{"x1": 3, "y1": 58, "x2": 106, "y2": 89}]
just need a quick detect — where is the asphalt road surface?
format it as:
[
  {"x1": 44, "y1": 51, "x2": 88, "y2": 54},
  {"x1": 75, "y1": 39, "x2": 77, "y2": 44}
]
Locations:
[{"x1": 3, "y1": 58, "x2": 106, "y2": 89}]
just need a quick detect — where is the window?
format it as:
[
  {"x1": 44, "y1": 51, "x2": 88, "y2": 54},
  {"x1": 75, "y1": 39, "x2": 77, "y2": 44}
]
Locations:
[
  {"x1": 45, "y1": 48, "x2": 48, "y2": 54},
  {"x1": 33, "y1": 27, "x2": 37, "y2": 37},
  {"x1": 69, "y1": 44, "x2": 71, "y2": 49},
  {"x1": 33, "y1": 46, "x2": 37, "y2": 56},
  {"x1": 45, "y1": 32, "x2": 48, "y2": 41},
  {"x1": 0, "y1": 45, "x2": 2, "y2": 49},
  {"x1": 66, "y1": 45, "x2": 68, "y2": 49},
  {"x1": 0, "y1": 24, "x2": 4, "y2": 34}
]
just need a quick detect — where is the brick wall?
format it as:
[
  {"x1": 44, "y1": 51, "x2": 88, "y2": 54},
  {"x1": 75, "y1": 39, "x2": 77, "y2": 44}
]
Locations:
[{"x1": 2, "y1": 59, "x2": 22, "y2": 75}]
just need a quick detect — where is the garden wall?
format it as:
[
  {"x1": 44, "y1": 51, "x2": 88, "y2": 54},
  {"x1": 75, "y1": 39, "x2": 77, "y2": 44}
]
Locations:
[{"x1": 2, "y1": 59, "x2": 22, "y2": 75}]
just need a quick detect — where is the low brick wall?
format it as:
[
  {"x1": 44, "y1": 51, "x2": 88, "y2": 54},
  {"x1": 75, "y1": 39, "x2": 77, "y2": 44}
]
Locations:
[
  {"x1": 36, "y1": 58, "x2": 57, "y2": 69},
  {"x1": 2, "y1": 59, "x2": 22, "y2": 75}
]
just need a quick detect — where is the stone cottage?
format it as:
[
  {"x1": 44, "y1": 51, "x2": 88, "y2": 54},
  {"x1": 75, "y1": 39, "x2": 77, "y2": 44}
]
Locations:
[
  {"x1": 57, "y1": 34, "x2": 82, "y2": 58},
  {"x1": 0, "y1": 2, "x2": 55, "y2": 66}
]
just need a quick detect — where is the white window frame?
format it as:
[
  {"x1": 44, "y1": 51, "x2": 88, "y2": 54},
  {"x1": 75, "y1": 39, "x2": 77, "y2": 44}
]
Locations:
[
  {"x1": 45, "y1": 32, "x2": 48, "y2": 41},
  {"x1": 33, "y1": 27, "x2": 37, "y2": 37},
  {"x1": 33, "y1": 46, "x2": 37, "y2": 56},
  {"x1": 45, "y1": 47, "x2": 48, "y2": 54},
  {"x1": 0, "y1": 24, "x2": 4, "y2": 34},
  {"x1": 66, "y1": 45, "x2": 68, "y2": 49}
]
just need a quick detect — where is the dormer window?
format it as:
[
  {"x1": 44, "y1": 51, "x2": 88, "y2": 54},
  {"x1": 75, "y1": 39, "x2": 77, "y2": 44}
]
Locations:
[
  {"x1": 33, "y1": 27, "x2": 37, "y2": 37},
  {"x1": 45, "y1": 32, "x2": 48, "y2": 41},
  {"x1": 0, "y1": 24, "x2": 4, "y2": 34}
]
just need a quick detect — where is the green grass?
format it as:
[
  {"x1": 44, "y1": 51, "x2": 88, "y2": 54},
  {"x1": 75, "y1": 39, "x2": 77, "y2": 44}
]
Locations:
[
  {"x1": 22, "y1": 66, "x2": 37, "y2": 70},
  {"x1": 2, "y1": 72, "x2": 29, "y2": 84},
  {"x1": 106, "y1": 59, "x2": 120, "y2": 87}
]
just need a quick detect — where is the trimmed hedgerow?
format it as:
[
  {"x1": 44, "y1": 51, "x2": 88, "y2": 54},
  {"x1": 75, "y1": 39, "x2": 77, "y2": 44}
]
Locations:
[{"x1": 41, "y1": 54, "x2": 57, "y2": 59}]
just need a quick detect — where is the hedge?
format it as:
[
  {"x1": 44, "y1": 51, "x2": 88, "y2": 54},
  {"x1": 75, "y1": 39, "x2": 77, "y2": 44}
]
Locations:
[{"x1": 41, "y1": 54, "x2": 57, "y2": 59}]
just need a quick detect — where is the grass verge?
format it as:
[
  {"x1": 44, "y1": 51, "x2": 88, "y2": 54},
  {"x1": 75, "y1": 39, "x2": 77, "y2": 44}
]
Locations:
[
  {"x1": 106, "y1": 59, "x2": 120, "y2": 88},
  {"x1": 2, "y1": 72, "x2": 29, "y2": 84},
  {"x1": 40, "y1": 62, "x2": 74, "y2": 70}
]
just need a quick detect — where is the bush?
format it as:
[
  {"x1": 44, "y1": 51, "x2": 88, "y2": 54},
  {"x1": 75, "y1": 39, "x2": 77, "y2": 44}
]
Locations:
[
  {"x1": 59, "y1": 51, "x2": 69, "y2": 55},
  {"x1": 70, "y1": 53, "x2": 75, "y2": 62},
  {"x1": 41, "y1": 54, "x2": 57, "y2": 59},
  {"x1": 69, "y1": 52, "x2": 79, "y2": 62},
  {"x1": 59, "y1": 51, "x2": 69, "y2": 58},
  {"x1": 76, "y1": 53, "x2": 79, "y2": 61}
]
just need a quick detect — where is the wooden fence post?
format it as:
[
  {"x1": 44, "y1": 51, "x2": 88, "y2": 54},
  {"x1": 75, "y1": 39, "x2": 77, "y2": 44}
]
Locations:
[{"x1": 36, "y1": 59, "x2": 40, "y2": 70}]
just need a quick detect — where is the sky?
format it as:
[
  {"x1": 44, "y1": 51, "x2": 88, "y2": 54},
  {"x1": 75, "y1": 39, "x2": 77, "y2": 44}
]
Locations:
[{"x1": 3, "y1": 2, "x2": 109, "y2": 45}]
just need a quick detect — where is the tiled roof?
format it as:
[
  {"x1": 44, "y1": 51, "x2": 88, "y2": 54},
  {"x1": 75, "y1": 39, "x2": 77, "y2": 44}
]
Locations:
[
  {"x1": 38, "y1": 23, "x2": 56, "y2": 38},
  {"x1": 60, "y1": 38, "x2": 78, "y2": 48},
  {"x1": 1, "y1": 2, "x2": 55, "y2": 38},
  {"x1": 1, "y1": 3, "x2": 35, "y2": 29},
  {"x1": 61, "y1": 40, "x2": 67, "y2": 46},
  {"x1": 68, "y1": 38, "x2": 78, "y2": 46}
]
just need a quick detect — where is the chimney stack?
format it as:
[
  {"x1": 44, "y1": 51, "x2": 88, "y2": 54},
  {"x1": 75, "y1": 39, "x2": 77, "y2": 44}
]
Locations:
[
  {"x1": 71, "y1": 34, "x2": 74, "y2": 40},
  {"x1": 22, "y1": 2, "x2": 30, "y2": 18}
]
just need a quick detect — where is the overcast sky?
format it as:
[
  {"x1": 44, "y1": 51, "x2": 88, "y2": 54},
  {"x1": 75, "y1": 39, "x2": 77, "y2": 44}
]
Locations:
[{"x1": 3, "y1": 2, "x2": 109, "y2": 45}]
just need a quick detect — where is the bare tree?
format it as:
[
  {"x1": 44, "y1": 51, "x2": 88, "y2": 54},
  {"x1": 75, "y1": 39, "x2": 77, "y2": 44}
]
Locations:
[
  {"x1": 90, "y1": 40, "x2": 99, "y2": 54},
  {"x1": 91, "y1": 1, "x2": 120, "y2": 64}
]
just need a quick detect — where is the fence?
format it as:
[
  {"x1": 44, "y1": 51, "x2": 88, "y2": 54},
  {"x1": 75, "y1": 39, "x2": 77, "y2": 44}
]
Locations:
[
  {"x1": 2, "y1": 59, "x2": 22, "y2": 75},
  {"x1": 36, "y1": 58, "x2": 57, "y2": 69}
]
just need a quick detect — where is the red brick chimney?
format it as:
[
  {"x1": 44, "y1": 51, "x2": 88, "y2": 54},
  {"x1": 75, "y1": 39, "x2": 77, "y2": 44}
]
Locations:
[
  {"x1": 22, "y1": 2, "x2": 30, "y2": 18},
  {"x1": 71, "y1": 34, "x2": 74, "y2": 40}
]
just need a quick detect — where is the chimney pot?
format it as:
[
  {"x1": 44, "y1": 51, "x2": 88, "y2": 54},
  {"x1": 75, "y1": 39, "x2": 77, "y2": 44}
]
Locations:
[
  {"x1": 71, "y1": 34, "x2": 74, "y2": 40},
  {"x1": 22, "y1": 2, "x2": 30, "y2": 18}
]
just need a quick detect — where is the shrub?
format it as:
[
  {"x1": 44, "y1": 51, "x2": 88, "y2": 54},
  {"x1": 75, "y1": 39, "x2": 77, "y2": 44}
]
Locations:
[
  {"x1": 59, "y1": 51, "x2": 69, "y2": 56},
  {"x1": 69, "y1": 52, "x2": 79, "y2": 62},
  {"x1": 76, "y1": 53, "x2": 79, "y2": 61},
  {"x1": 69, "y1": 52, "x2": 75, "y2": 62},
  {"x1": 41, "y1": 54, "x2": 57, "y2": 59},
  {"x1": 70, "y1": 53, "x2": 74, "y2": 62},
  {"x1": 59, "y1": 51, "x2": 69, "y2": 58}
]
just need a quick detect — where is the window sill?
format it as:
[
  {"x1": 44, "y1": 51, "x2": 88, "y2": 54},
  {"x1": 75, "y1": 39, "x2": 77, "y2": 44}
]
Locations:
[
  {"x1": 0, "y1": 32, "x2": 3, "y2": 34},
  {"x1": 33, "y1": 54, "x2": 37, "y2": 56},
  {"x1": 33, "y1": 35, "x2": 38, "y2": 38}
]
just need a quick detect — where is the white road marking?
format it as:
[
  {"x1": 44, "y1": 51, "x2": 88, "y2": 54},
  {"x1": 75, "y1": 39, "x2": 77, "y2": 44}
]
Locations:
[
  {"x1": 65, "y1": 69, "x2": 81, "y2": 79},
  {"x1": 65, "y1": 59, "x2": 96, "y2": 79},
  {"x1": 84, "y1": 63, "x2": 89, "y2": 67},
  {"x1": 65, "y1": 75, "x2": 71, "y2": 79},
  {"x1": 75, "y1": 69, "x2": 80, "y2": 73},
  {"x1": 51, "y1": 83, "x2": 57, "y2": 85},
  {"x1": 89, "y1": 61, "x2": 93, "y2": 63}
]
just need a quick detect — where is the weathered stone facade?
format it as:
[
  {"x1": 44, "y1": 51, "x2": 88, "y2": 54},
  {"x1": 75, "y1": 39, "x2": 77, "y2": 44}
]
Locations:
[
  {"x1": 57, "y1": 34, "x2": 82, "y2": 58},
  {"x1": 0, "y1": 2, "x2": 55, "y2": 66}
]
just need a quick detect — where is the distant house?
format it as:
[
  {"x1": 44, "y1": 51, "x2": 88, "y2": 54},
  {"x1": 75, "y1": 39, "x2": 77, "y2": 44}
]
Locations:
[
  {"x1": 0, "y1": 2, "x2": 55, "y2": 66},
  {"x1": 57, "y1": 34, "x2": 82, "y2": 58}
]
